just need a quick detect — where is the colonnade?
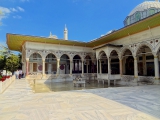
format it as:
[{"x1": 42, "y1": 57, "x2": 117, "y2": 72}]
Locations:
[{"x1": 26, "y1": 56, "x2": 95, "y2": 76}]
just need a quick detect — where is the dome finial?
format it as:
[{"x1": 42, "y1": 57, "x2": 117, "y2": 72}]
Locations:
[
  {"x1": 64, "y1": 24, "x2": 67, "y2": 31},
  {"x1": 50, "y1": 31, "x2": 52, "y2": 36}
]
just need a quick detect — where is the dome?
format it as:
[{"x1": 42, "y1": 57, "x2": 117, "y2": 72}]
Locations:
[
  {"x1": 48, "y1": 32, "x2": 58, "y2": 39},
  {"x1": 124, "y1": 0, "x2": 160, "y2": 26},
  {"x1": 129, "y1": 1, "x2": 160, "y2": 16}
]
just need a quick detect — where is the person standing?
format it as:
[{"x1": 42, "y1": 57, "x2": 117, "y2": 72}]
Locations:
[
  {"x1": 15, "y1": 70, "x2": 19, "y2": 79},
  {"x1": 19, "y1": 69, "x2": 22, "y2": 79}
]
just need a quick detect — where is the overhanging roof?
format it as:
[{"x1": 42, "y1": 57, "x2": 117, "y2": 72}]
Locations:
[{"x1": 7, "y1": 12, "x2": 160, "y2": 51}]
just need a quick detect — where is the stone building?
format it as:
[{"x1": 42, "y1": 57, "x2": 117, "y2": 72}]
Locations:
[{"x1": 7, "y1": 0, "x2": 160, "y2": 85}]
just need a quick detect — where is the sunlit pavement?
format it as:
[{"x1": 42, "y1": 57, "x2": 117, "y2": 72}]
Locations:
[{"x1": 0, "y1": 79, "x2": 159, "y2": 120}]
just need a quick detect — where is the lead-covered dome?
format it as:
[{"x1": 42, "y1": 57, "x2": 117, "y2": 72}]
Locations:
[{"x1": 124, "y1": 0, "x2": 160, "y2": 26}]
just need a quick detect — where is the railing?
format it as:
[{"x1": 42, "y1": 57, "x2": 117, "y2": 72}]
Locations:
[
  {"x1": 138, "y1": 76, "x2": 154, "y2": 85},
  {"x1": 0, "y1": 75, "x2": 15, "y2": 93},
  {"x1": 121, "y1": 75, "x2": 134, "y2": 85},
  {"x1": 110, "y1": 74, "x2": 121, "y2": 80},
  {"x1": 97, "y1": 74, "x2": 108, "y2": 80},
  {"x1": 28, "y1": 72, "x2": 42, "y2": 75},
  {"x1": 121, "y1": 75, "x2": 134, "y2": 81},
  {"x1": 28, "y1": 72, "x2": 42, "y2": 79}
]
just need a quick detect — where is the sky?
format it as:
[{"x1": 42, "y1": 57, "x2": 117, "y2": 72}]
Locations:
[{"x1": 0, "y1": 0, "x2": 147, "y2": 47}]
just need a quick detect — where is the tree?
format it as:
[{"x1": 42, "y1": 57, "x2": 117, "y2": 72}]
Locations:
[
  {"x1": 0, "y1": 56, "x2": 5, "y2": 70},
  {"x1": 18, "y1": 53, "x2": 22, "y2": 69},
  {"x1": 5, "y1": 54, "x2": 20, "y2": 73}
]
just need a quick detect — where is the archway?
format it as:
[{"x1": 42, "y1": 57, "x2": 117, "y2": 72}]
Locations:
[
  {"x1": 122, "y1": 49, "x2": 134, "y2": 75},
  {"x1": 137, "y1": 45, "x2": 154, "y2": 76},
  {"x1": 45, "y1": 53, "x2": 57, "y2": 74},
  {"x1": 110, "y1": 50, "x2": 119, "y2": 74},
  {"x1": 72, "y1": 55, "x2": 82, "y2": 74},
  {"x1": 158, "y1": 48, "x2": 160, "y2": 76},
  {"x1": 29, "y1": 53, "x2": 42, "y2": 73},
  {"x1": 60, "y1": 54, "x2": 70, "y2": 74},
  {"x1": 84, "y1": 55, "x2": 92, "y2": 73},
  {"x1": 99, "y1": 51, "x2": 108, "y2": 73}
]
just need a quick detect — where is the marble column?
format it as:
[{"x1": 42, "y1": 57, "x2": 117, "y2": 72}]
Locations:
[
  {"x1": 70, "y1": 60, "x2": 73, "y2": 75},
  {"x1": 134, "y1": 57, "x2": 138, "y2": 78},
  {"x1": 99, "y1": 60, "x2": 102, "y2": 74},
  {"x1": 82, "y1": 60, "x2": 84, "y2": 75},
  {"x1": 108, "y1": 58, "x2": 111, "y2": 75},
  {"x1": 119, "y1": 58, "x2": 123, "y2": 76},
  {"x1": 57, "y1": 59, "x2": 60, "y2": 75},
  {"x1": 154, "y1": 55, "x2": 160, "y2": 79},
  {"x1": 42, "y1": 58, "x2": 45, "y2": 76},
  {"x1": 26, "y1": 58, "x2": 29, "y2": 76},
  {"x1": 87, "y1": 61, "x2": 89, "y2": 73},
  {"x1": 142, "y1": 54, "x2": 147, "y2": 75},
  {"x1": 97, "y1": 59, "x2": 99, "y2": 74}
]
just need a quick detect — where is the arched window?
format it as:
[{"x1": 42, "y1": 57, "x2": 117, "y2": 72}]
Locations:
[
  {"x1": 149, "y1": 9, "x2": 155, "y2": 16},
  {"x1": 135, "y1": 12, "x2": 141, "y2": 21},
  {"x1": 127, "y1": 17, "x2": 130, "y2": 25}
]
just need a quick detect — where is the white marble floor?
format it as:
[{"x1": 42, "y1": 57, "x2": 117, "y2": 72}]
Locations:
[
  {"x1": 80, "y1": 85, "x2": 160, "y2": 119},
  {"x1": 0, "y1": 79, "x2": 159, "y2": 120}
]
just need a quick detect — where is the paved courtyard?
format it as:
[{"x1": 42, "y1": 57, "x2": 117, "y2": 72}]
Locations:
[{"x1": 0, "y1": 79, "x2": 159, "y2": 120}]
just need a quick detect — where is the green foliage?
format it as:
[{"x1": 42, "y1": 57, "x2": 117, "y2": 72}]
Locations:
[
  {"x1": 5, "y1": 54, "x2": 20, "y2": 72},
  {"x1": 18, "y1": 53, "x2": 22, "y2": 69},
  {"x1": 0, "y1": 56, "x2": 5, "y2": 70}
]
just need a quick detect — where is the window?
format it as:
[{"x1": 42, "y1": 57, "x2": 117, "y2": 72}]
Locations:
[
  {"x1": 143, "y1": 11, "x2": 146, "y2": 18},
  {"x1": 127, "y1": 17, "x2": 130, "y2": 25},
  {"x1": 149, "y1": 9, "x2": 155, "y2": 16},
  {"x1": 135, "y1": 12, "x2": 141, "y2": 21}
]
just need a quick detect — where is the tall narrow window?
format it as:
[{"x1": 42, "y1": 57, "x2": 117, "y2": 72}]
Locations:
[
  {"x1": 135, "y1": 12, "x2": 141, "y2": 21},
  {"x1": 149, "y1": 9, "x2": 155, "y2": 16}
]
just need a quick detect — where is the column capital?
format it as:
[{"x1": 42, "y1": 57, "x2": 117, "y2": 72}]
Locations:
[
  {"x1": 57, "y1": 58, "x2": 60, "y2": 61},
  {"x1": 42, "y1": 58, "x2": 45, "y2": 62},
  {"x1": 26, "y1": 58, "x2": 29, "y2": 62},
  {"x1": 81, "y1": 59, "x2": 84, "y2": 62},
  {"x1": 118, "y1": 55, "x2": 122, "y2": 60},
  {"x1": 154, "y1": 55, "x2": 158, "y2": 58},
  {"x1": 134, "y1": 57, "x2": 137, "y2": 60}
]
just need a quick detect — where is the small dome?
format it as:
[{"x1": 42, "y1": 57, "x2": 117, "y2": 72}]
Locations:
[
  {"x1": 48, "y1": 35, "x2": 58, "y2": 39},
  {"x1": 129, "y1": 1, "x2": 160, "y2": 16},
  {"x1": 48, "y1": 32, "x2": 58, "y2": 39},
  {"x1": 124, "y1": 1, "x2": 160, "y2": 26}
]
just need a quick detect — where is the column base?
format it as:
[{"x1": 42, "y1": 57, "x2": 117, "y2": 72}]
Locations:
[
  {"x1": 154, "y1": 78, "x2": 160, "y2": 85},
  {"x1": 133, "y1": 77, "x2": 138, "y2": 86},
  {"x1": 42, "y1": 74, "x2": 46, "y2": 79}
]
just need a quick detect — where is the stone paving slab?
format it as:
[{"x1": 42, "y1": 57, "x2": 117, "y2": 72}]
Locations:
[
  {"x1": 80, "y1": 85, "x2": 160, "y2": 119},
  {"x1": 0, "y1": 79, "x2": 159, "y2": 120}
]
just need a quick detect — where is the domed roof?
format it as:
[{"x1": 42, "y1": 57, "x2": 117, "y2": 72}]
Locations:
[{"x1": 129, "y1": 1, "x2": 160, "y2": 16}]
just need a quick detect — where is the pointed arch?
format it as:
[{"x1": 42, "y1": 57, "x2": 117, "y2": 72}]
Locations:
[
  {"x1": 108, "y1": 48, "x2": 120, "y2": 58},
  {"x1": 155, "y1": 42, "x2": 160, "y2": 55},
  {"x1": 135, "y1": 42, "x2": 153, "y2": 56},
  {"x1": 120, "y1": 46, "x2": 133, "y2": 58},
  {"x1": 59, "y1": 54, "x2": 70, "y2": 60},
  {"x1": 44, "y1": 53, "x2": 57, "y2": 59},
  {"x1": 28, "y1": 52, "x2": 43, "y2": 59},
  {"x1": 98, "y1": 50, "x2": 107, "y2": 59}
]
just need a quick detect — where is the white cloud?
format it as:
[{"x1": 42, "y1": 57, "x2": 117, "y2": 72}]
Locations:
[
  {"x1": 0, "y1": 6, "x2": 24, "y2": 25},
  {"x1": 10, "y1": 8, "x2": 18, "y2": 12},
  {"x1": 0, "y1": 7, "x2": 11, "y2": 14},
  {"x1": 17, "y1": 6, "x2": 25, "y2": 12},
  {"x1": 0, "y1": 7, "x2": 11, "y2": 20},
  {"x1": 13, "y1": 15, "x2": 22, "y2": 19}
]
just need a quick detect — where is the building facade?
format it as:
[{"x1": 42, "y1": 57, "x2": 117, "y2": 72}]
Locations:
[{"x1": 7, "y1": 0, "x2": 160, "y2": 84}]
